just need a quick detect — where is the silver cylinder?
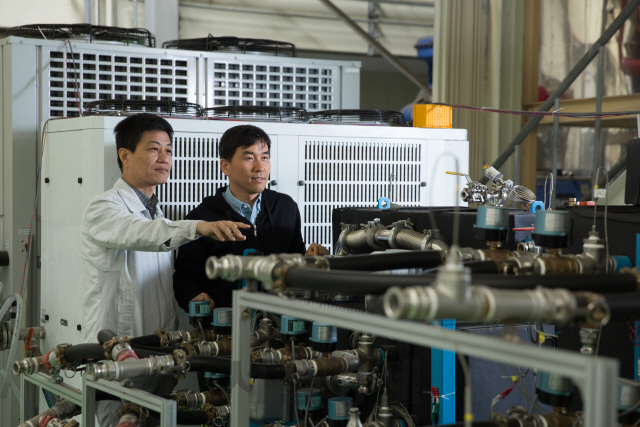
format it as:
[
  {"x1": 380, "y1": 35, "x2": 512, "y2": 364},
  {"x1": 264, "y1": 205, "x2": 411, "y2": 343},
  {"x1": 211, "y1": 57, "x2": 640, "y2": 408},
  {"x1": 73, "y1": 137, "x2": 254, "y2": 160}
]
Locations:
[
  {"x1": 13, "y1": 356, "x2": 44, "y2": 375},
  {"x1": 384, "y1": 283, "x2": 579, "y2": 324},
  {"x1": 394, "y1": 229, "x2": 426, "y2": 250},
  {"x1": 333, "y1": 373, "x2": 360, "y2": 389},
  {"x1": 172, "y1": 389, "x2": 206, "y2": 409},
  {"x1": 195, "y1": 341, "x2": 221, "y2": 357},
  {"x1": 206, "y1": 253, "x2": 305, "y2": 287},
  {"x1": 91, "y1": 354, "x2": 174, "y2": 381},
  {"x1": 579, "y1": 327, "x2": 600, "y2": 355}
]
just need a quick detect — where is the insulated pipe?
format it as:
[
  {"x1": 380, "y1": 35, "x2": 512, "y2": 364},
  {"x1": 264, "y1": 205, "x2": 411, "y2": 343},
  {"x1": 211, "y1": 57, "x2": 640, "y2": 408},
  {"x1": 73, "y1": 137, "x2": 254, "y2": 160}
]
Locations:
[
  {"x1": 323, "y1": 250, "x2": 444, "y2": 271},
  {"x1": 284, "y1": 268, "x2": 430, "y2": 295},
  {"x1": 63, "y1": 343, "x2": 106, "y2": 362},
  {"x1": 185, "y1": 355, "x2": 287, "y2": 379},
  {"x1": 471, "y1": 273, "x2": 638, "y2": 293},
  {"x1": 462, "y1": 261, "x2": 500, "y2": 274},
  {"x1": 602, "y1": 293, "x2": 640, "y2": 321},
  {"x1": 483, "y1": 0, "x2": 640, "y2": 177},
  {"x1": 131, "y1": 334, "x2": 162, "y2": 347},
  {"x1": 176, "y1": 410, "x2": 210, "y2": 425},
  {"x1": 130, "y1": 344, "x2": 175, "y2": 354},
  {"x1": 97, "y1": 329, "x2": 117, "y2": 344}
]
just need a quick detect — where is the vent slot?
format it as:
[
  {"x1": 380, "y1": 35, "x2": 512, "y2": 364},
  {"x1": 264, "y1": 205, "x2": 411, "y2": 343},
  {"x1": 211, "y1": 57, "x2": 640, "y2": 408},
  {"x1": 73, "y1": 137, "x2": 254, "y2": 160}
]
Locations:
[
  {"x1": 45, "y1": 48, "x2": 192, "y2": 118},
  {"x1": 211, "y1": 63, "x2": 336, "y2": 111},
  {"x1": 156, "y1": 136, "x2": 228, "y2": 221},
  {"x1": 302, "y1": 140, "x2": 423, "y2": 250}
]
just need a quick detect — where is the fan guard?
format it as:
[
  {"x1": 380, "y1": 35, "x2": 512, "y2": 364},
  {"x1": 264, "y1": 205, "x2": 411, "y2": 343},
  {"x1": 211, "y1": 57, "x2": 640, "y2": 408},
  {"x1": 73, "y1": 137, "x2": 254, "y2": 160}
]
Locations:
[
  {"x1": 6, "y1": 24, "x2": 155, "y2": 47},
  {"x1": 84, "y1": 99, "x2": 204, "y2": 118},
  {"x1": 163, "y1": 35, "x2": 295, "y2": 57}
]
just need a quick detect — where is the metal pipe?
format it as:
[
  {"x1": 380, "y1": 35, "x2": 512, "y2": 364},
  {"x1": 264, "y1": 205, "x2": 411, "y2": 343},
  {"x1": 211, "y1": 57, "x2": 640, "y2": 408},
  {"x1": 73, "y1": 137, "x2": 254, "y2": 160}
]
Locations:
[
  {"x1": 593, "y1": 0, "x2": 609, "y2": 187},
  {"x1": 85, "y1": 0, "x2": 92, "y2": 24},
  {"x1": 551, "y1": 98, "x2": 560, "y2": 208},
  {"x1": 317, "y1": 0, "x2": 430, "y2": 91},
  {"x1": 133, "y1": 0, "x2": 138, "y2": 27},
  {"x1": 482, "y1": 0, "x2": 640, "y2": 180},
  {"x1": 112, "y1": 0, "x2": 118, "y2": 26},
  {"x1": 178, "y1": 2, "x2": 432, "y2": 28}
]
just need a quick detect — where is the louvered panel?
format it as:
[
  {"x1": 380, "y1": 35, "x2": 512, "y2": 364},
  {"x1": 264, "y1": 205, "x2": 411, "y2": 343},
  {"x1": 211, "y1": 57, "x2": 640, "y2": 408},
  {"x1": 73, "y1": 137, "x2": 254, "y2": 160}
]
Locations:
[{"x1": 301, "y1": 138, "x2": 424, "y2": 251}]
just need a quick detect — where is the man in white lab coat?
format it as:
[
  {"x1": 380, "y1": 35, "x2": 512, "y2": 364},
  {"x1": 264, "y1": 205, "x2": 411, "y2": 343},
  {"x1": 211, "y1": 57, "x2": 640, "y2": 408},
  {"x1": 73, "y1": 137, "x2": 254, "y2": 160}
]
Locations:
[{"x1": 79, "y1": 113, "x2": 249, "y2": 426}]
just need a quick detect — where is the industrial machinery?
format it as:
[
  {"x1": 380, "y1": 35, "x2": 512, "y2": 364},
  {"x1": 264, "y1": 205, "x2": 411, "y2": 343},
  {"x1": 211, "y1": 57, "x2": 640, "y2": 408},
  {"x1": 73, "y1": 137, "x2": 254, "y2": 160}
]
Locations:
[{"x1": 3, "y1": 24, "x2": 640, "y2": 427}]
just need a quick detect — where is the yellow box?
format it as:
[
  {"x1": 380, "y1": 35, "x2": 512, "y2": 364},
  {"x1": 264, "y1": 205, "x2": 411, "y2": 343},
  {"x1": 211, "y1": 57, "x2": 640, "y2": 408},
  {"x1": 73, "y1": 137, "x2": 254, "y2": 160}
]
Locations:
[{"x1": 413, "y1": 104, "x2": 452, "y2": 128}]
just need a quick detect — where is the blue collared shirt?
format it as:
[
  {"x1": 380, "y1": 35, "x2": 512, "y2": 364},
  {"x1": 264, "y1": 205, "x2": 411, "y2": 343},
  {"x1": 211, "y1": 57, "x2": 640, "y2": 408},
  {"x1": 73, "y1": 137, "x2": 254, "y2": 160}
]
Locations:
[{"x1": 223, "y1": 187, "x2": 261, "y2": 224}]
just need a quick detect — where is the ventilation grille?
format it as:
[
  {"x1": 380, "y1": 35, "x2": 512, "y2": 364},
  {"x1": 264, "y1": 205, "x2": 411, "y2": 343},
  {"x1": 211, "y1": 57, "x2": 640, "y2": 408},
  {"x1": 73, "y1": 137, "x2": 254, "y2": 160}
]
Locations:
[
  {"x1": 8, "y1": 24, "x2": 155, "y2": 47},
  {"x1": 310, "y1": 109, "x2": 407, "y2": 126},
  {"x1": 156, "y1": 135, "x2": 228, "y2": 221},
  {"x1": 302, "y1": 140, "x2": 423, "y2": 249},
  {"x1": 204, "y1": 106, "x2": 308, "y2": 122},
  {"x1": 163, "y1": 35, "x2": 295, "y2": 57},
  {"x1": 44, "y1": 48, "x2": 192, "y2": 118},
  {"x1": 84, "y1": 99, "x2": 204, "y2": 117},
  {"x1": 210, "y1": 62, "x2": 336, "y2": 111}
]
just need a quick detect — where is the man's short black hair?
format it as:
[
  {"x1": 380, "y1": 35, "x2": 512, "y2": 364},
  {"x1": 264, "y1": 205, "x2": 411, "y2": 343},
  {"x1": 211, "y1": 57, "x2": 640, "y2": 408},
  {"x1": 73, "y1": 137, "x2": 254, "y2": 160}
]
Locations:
[
  {"x1": 114, "y1": 113, "x2": 174, "y2": 171},
  {"x1": 219, "y1": 125, "x2": 271, "y2": 161}
]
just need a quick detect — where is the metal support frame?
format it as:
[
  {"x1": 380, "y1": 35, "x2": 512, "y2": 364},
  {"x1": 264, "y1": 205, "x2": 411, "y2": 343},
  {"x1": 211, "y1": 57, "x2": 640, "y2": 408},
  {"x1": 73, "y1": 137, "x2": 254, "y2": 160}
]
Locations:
[
  {"x1": 20, "y1": 373, "x2": 177, "y2": 427},
  {"x1": 367, "y1": 1, "x2": 381, "y2": 56},
  {"x1": 483, "y1": 0, "x2": 640, "y2": 183},
  {"x1": 552, "y1": 98, "x2": 560, "y2": 208},
  {"x1": 21, "y1": 373, "x2": 83, "y2": 423},
  {"x1": 83, "y1": 376, "x2": 177, "y2": 427},
  {"x1": 231, "y1": 291, "x2": 619, "y2": 427},
  {"x1": 317, "y1": 0, "x2": 430, "y2": 91}
]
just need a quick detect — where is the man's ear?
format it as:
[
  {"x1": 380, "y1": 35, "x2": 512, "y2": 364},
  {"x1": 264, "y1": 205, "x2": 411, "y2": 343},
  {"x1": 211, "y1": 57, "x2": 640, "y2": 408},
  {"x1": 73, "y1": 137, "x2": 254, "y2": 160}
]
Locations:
[
  {"x1": 118, "y1": 148, "x2": 130, "y2": 169},
  {"x1": 220, "y1": 158, "x2": 230, "y2": 177}
]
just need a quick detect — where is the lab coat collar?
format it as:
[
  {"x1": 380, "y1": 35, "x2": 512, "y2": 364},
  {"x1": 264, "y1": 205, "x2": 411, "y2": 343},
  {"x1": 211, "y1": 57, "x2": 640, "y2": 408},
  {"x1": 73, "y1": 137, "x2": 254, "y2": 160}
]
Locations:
[{"x1": 114, "y1": 178, "x2": 149, "y2": 215}]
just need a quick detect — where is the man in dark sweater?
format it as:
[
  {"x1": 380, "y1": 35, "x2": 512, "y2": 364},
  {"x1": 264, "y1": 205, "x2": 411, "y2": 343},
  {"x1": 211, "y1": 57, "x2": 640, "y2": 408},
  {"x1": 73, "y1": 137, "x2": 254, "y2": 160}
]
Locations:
[{"x1": 173, "y1": 125, "x2": 328, "y2": 311}]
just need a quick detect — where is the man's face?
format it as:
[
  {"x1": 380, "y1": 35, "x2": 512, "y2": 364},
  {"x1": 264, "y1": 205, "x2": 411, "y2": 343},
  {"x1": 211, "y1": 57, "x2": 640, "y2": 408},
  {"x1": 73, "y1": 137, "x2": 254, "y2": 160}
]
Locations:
[
  {"x1": 220, "y1": 141, "x2": 271, "y2": 202},
  {"x1": 119, "y1": 130, "x2": 172, "y2": 191}
]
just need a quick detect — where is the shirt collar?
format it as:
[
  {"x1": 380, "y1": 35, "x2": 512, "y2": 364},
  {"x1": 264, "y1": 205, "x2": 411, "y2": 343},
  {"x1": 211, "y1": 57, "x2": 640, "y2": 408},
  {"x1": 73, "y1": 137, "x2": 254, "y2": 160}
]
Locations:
[
  {"x1": 223, "y1": 187, "x2": 261, "y2": 223},
  {"x1": 123, "y1": 179, "x2": 158, "y2": 219}
]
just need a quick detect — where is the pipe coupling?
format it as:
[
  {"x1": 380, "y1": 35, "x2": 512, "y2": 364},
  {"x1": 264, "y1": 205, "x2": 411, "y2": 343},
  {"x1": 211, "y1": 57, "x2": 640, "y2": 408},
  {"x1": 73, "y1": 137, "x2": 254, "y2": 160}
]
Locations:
[
  {"x1": 206, "y1": 253, "x2": 305, "y2": 289},
  {"x1": 13, "y1": 356, "x2": 44, "y2": 375},
  {"x1": 171, "y1": 389, "x2": 207, "y2": 410},
  {"x1": 91, "y1": 354, "x2": 174, "y2": 381}
]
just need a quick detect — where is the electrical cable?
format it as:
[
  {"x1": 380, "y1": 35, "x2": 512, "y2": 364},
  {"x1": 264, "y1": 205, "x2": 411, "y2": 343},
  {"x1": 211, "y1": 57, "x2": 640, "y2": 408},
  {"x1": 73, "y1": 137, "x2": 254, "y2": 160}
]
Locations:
[
  {"x1": 429, "y1": 101, "x2": 640, "y2": 119},
  {"x1": 303, "y1": 376, "x2": 315, "y2": 427}
]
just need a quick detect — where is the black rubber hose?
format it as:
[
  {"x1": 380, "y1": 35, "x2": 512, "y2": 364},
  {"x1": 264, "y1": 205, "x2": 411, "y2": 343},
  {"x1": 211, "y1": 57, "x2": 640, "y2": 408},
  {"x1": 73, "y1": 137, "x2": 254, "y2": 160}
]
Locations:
[
  {"x1": 63, "y1": 343, "x2": 106, "y2": 362},
  {"x1": 284, "y1": 268, "x2": 430, "y2": 294},
  {"x1": 97, "y1": 329, "x2": 117, "y2": 345},
  {"x1": 472, "y1": 273, "x2": 638, "y2": 293},
  {"x1": 322, "y1": 250, "x2": 444, "y2": 271},
  {"x1": 176, "y1": 410, "x2": 209, "y2": 425},
  {"x1": 463, "y1": 260, "x2": 500, "y2": 274},
  {"x1": 130, "y1": 334, "x2": 162, "y2": 347},
  {"x1": 431, "y1": 422, "x2": 504, "y2": 427},
  {"x1": 130, "y1": 343, "x2": 175, "y2": 354},
  {"x1": 603, "y1": 293, "x2": 640, "y2": 321},
  {"x1": 378, "y1": 345, "x2": 399, "y2": 362},
  {"x1": 186, "y1": 355, "x2": 286, "y2": 379}
]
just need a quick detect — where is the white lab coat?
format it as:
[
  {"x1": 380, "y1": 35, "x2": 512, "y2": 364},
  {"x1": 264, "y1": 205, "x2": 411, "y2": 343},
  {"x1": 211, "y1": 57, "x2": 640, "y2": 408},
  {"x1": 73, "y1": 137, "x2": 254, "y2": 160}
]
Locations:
[{"x1": 79, "y1": 178, "x2": 200, "y2": 344}]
